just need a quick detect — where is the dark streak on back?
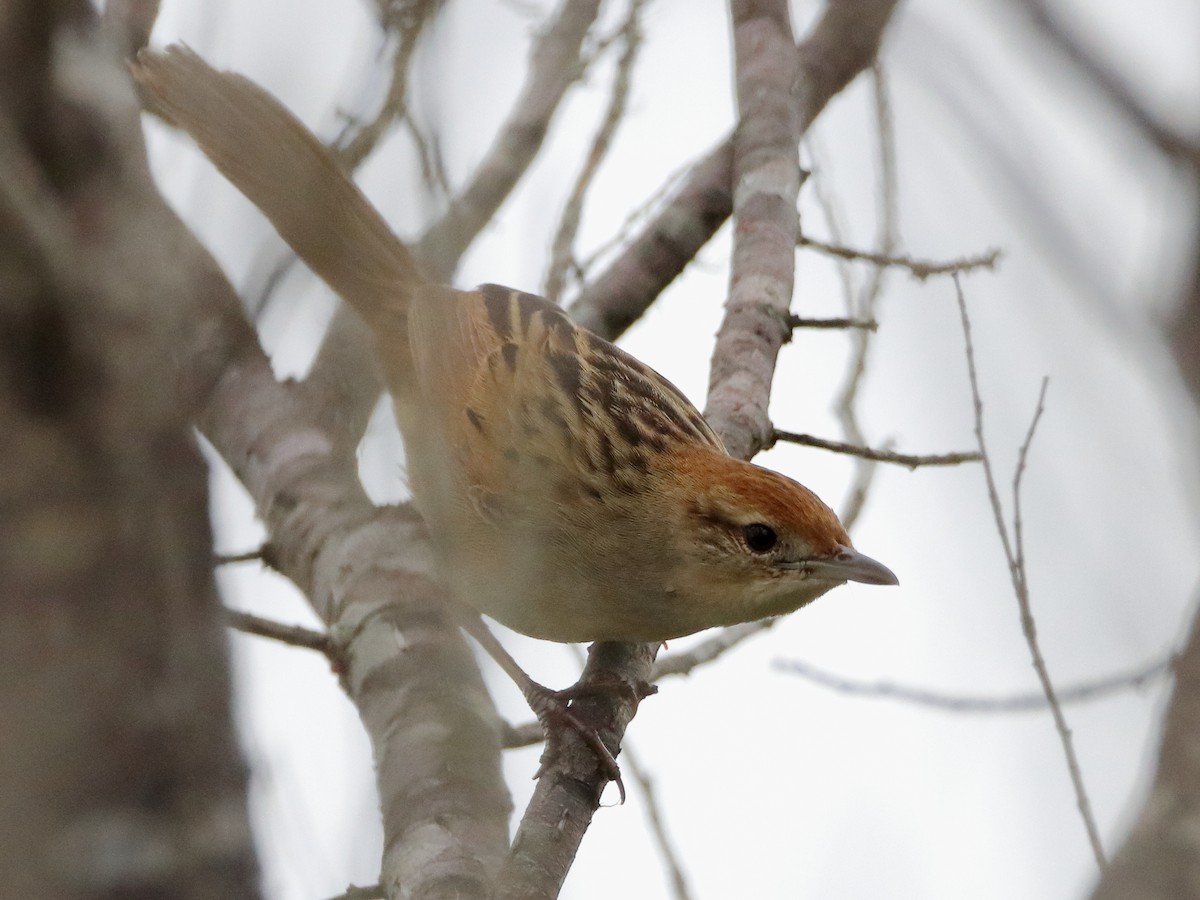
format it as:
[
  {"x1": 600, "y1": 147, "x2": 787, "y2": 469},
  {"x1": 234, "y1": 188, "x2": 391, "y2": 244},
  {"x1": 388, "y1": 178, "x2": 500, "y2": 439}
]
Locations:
[
  {"x1": 516, "y1": 292, "x2": 539, "y2": 336},
  {"x1": 481, "y1": 284, "x2": 513, "y2": 341},
  {"x1": 585, "y1": 333, "x2": 714, "y2": 439},
  {"x1": 539, "y1": 396, "x2": 570, "y2": 436},
  {"x1": 548, "y1": 350, "x2": 585, "y2": 417},
  {"x1": 612, "y1": 410, "x2": 643, "y2": 448},
  {"x1": 596, "y1": 432, "x2": 617, "y2": 474},
  {"x1": 501, "y1": 342, "x2": 518, "y2": 371}
]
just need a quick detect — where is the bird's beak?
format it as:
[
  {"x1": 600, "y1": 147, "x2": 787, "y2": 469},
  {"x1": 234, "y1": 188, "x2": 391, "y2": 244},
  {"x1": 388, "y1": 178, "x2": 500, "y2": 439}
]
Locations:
[{"x1": 802, "y1": 545, "x2": 899, "y2": 586}]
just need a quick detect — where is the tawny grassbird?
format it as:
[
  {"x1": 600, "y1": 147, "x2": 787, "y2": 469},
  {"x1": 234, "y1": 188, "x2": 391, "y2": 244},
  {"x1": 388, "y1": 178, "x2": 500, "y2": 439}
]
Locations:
[{"x1": 134, "y1": 47, "x2": 896, "y2": 647}]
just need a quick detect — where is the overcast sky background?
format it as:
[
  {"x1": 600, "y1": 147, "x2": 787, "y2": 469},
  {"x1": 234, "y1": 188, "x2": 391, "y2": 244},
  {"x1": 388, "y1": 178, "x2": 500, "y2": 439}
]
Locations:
[{"x1": 144, "y1": 1, "x2": 1199, "y2": 898}]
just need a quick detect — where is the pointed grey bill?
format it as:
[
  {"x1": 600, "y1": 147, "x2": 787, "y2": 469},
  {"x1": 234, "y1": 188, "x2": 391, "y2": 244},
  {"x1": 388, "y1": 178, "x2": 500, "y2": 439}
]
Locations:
[{"x1": 791, "y1": 545, "x2": 899, "y2": 586}]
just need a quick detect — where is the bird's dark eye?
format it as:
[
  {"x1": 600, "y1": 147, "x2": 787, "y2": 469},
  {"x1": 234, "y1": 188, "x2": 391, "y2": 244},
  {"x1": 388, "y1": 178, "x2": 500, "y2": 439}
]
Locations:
[{"x1": 742, "y1": 523, "x2": 778, "y2": 553}]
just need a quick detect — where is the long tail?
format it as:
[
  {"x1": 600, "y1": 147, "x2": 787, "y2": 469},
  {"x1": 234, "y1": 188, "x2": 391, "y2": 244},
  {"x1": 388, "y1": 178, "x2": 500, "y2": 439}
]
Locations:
[{"x1": 133, "y1": 45, "x2": 422, "y2": 325}]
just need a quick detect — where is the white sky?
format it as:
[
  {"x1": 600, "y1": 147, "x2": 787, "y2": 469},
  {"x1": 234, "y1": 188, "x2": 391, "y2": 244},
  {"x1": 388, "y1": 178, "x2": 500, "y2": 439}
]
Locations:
[{"x1": 145, "y1": 1, "x2": 1200, "y2": 898}]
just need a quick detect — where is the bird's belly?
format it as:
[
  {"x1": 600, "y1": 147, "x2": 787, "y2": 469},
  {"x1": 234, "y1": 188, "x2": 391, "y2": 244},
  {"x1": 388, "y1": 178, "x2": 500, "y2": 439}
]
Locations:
[{"x1": 442, "y1": 523, "x2": 688, "y2": 643}]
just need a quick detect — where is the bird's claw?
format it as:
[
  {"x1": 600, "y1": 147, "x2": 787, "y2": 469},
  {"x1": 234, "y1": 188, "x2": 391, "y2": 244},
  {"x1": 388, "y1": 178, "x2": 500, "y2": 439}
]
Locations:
[
  {"x1": 523, "y1": 679, "x2": 652, "y2": 804},
  {"x1": 547, "y1": 678, "x2": 657, "y2": 707}
]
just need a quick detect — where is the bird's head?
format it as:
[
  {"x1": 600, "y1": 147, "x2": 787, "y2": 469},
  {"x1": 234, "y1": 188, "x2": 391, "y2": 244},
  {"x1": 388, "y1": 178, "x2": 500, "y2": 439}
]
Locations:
[{"x1": 660, "y1": 447, "x2": 897, "y2": 634}]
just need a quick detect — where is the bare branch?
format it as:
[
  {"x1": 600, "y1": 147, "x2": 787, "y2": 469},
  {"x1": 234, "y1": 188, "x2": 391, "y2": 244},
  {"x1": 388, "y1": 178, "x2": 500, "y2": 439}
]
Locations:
[
  {"x1": 0, "y1": 10, "x2": 258, "y2": 894},
  {"x1": 831, "y1": 63, "x2": 896, "y2": 530},
  {"x1": 1091, "y1": 599, "x2": 1200, "y2": 899},
  {"x1": 492, "y1": 618, "x2": 780, "y2": 703},
  {"x1": 930, "y1": 77, "x2": 1122, "y2": 324},
  {"x1": 544, "y1": 0, "x2": 648, "y2": 303},
  {"x1": 789, "y1": 315, "x2": 878, "y2": 331},
  {"x1": 500, "y1": 719, "x2": 546, "y2": 749},
  {"x1": 415, "y1": 0, "x2": 604, "y2": 278},
  {"x1": 573, "y1": 159, "x2": 690, "y2": 281},
  {"x1": 652, "y1": 619, "x2": 781, "y2": 679},
  {"x1": 955, "y1": 275, "x2": 1106, "y2": 869},
  {"x1": 332, "y1": 2, "x2": 445, "y2": 171},
  {"x1": 560, "y1": 642, "x2": 692, "y2": 897},
  {"x1": 704, "y1": 0, "x2": 802, "y2": 460},
  {"x1": 491, "y1": 642, "x2": 657, "y2": 900},
  {"x1": 799, "y1": 234, "x2": 1002, "y2": 281},
  {"x1": 803, "y1": 144, "x2": 856, "y2": 315},
  {"x1": 568, "y1": 138, "x2": 734, "y2": 338},
  {"x1": 224, "y1": 609, "x2": 334, "y2": 656},
  {"x1": 771, "y1": 429, "x2": 982, "y2": 469},
  {"x1": 775, "y1": 655, "x2": 1174, "y2": 713},
  {"x1": 623, "y1": 742, "x2": 694, "y2": 900},
  {"x1": 1167, "y1": 222, "x2": 1200, "y2": 405},
  {"x1": 568, "y1": 0, "x2": 899, "y2": 343},
  {"x1": 1011, "y1": 377, "x2": 1049, "y2": 584},
  {"x1": 214, "y1": 548, "x2": 265, "y2": 566},
  {"x1": 401, "y1": 110, "x2": 450, "y2": 198}
]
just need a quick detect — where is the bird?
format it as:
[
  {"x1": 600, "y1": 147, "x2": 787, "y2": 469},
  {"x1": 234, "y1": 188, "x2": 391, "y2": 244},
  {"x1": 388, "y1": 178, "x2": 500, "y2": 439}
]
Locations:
[{"x1": 133, "y1": 47, "x2": 897, "y2": 648}]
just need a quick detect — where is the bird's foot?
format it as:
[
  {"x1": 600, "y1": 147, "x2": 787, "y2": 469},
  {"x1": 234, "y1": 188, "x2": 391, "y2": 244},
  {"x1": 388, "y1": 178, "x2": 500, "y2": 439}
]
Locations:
[
  {"x1": 523, "y1": 679, "x2": 656, "y2": 804},
  {"x1": 544, "y1": 677, "x2": 658, "y2": 708}
]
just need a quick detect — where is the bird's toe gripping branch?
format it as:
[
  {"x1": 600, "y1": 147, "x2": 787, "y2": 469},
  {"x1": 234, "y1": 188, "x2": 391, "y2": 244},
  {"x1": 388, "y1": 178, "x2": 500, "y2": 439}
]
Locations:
[{"x1": 525, "y1": 676, "x2": 657, "y2": 805}]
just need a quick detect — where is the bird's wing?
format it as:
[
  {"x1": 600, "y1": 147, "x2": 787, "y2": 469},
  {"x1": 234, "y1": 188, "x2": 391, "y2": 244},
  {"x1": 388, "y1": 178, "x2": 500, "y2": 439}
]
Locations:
[{"x1": 408, "y1": 282, "x2": 723, "y2": 524}]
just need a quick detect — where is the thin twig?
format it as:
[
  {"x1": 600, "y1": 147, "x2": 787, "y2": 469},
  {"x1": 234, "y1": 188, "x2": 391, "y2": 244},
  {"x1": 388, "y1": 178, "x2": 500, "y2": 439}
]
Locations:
[
  {"x1": 223, "y1": 609, "x2": 334, "y2": 656},
  {"x1": 244, "y1": 7, "x2": 444, "y2": 319},
  {"x1": 1012, "y1": 378, "x2": 1048, "y2": 587},
  {"x1": 805, "y1": 153, "x2": 877, "y2": 525},
  {"x1": 800, "y1": 234, "x2": 1002, "y2": 281},
  {"x1": 500, "y1": 719, "x2": 545, "y2": 749},
  {"x1": 401, "y1": 110, "x2": 450, "y2": 199},
  {"x1": 804, "y1": 145, "x2": 856, "y2": 312},
  {"x1": 652, "y1": 619, "x2": 781, "y2": 679},
  {"x1": 622, "y1": 742, "x2": 694, "y2": 900},
  {"x1": 954, "y1": 274, "x2": 1106, "y2": 869},
  {"x1": 826, "y1": 64, "x2": 900, "y2": 529},
  {"x1": 416, "y1": 0, "x2": 604, "y2": 277},
  {"x1": 214, "y1": 548, "x2": 265, "y2": 566},
  {"x1": 363, "y1": 0, "x2": 452, "y2": 195},
  {"x1": 544, "y1": 0, "x2": 648, "y2": 303},
  {"x1": 789, "y1": 315, "x2": 878, "y2": 331},
  {"x1": 774, "y1": 654, "x2": 1174, "y2": 713},
  {"x1": 566, "y1": 0, "x2": 897, "y2": 342},
  {"x1": 333, "y1": 2, "x2": 442, "y2": 171},
  {"x1": 573, "y1": 160, "x2": 689, "y2": 282},
  {"x1": 771, "y1": 429, "x2": 982, "y2": 469}
]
